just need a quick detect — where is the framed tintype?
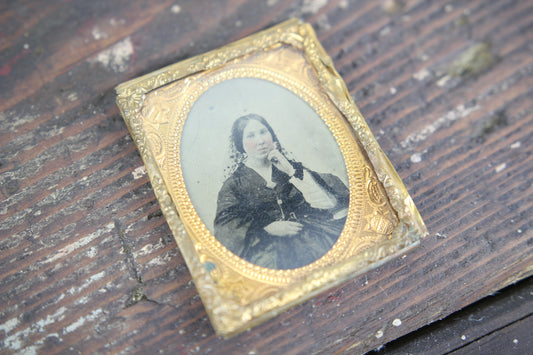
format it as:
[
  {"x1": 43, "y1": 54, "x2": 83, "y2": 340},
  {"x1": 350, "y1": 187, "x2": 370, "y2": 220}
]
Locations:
[{"x1": 115, "y1": 19, "x2": 427, "y2": 336}]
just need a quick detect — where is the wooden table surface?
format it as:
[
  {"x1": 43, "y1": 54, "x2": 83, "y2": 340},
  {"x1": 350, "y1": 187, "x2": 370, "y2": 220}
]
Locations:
[{"x1": 1, "y1": 0, "x2": 532, "y2": 354}]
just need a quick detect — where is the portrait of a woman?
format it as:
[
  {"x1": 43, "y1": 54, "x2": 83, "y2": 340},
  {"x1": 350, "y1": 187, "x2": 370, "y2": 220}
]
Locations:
[{"x1": 214, "y1": 114, "x2": 349, "y2": 270}]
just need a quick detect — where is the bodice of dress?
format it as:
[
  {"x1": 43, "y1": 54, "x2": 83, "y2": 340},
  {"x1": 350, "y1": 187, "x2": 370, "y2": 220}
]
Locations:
[{"x1": 214, "y1": 163, "x2": 349, "y2": 269}]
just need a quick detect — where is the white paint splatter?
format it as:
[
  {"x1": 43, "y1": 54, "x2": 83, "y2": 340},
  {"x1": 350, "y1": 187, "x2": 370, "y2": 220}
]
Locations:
[
  {"x1": 46, "y1": 333, "x2": 61, "y2": 340},
  {"x1": 339, "y1": 0, "x2": 349, "y2": 9},
  {"x1": 2, "y1": 307, "x2": 66, "y2": 351},
  {"x1": 410, "y1": 153, "x2": 422, "y2": 163},
  {"x1": 495, "y1": 163, "x2": 506, "y2": 173},
  {"x1": 44, "y1": 125, "x2": 65, "y2": 138},
  {"x1": 4, "y1": 113, "x2": 40, "y2": 132},
  {"x1": 302, "y1": 0, "x2": 328, "y2": 14},
  {"x1": 45, "y1": 223, "x2": 114, "y2": 264},
  {"x1": 461, "y1": 334, "x2": 467, "y2": 340},
  {"x1": 64, "y1": 309, "x2": 103, "y2": 334},
  {"x1": 392, "y1": 318, "x2": 402, "y2": 326},
  {"x1": 109, "y1": 17, "x2": 126, "y2": 26},
  {"x1": 74, "y1": 271, "x2": 106, "y2": 294},
  {"x1": 87, "y1": 246, "x2": 97, "y2": 258},
  {"x1": 375, "y1": 330, "x2": 384, "y2": 338},
  {"x1": 91, "y1": 26, "x2": 108, "y2": 40},
  {"x1": 316, "y1": 13, "x2": 331, "y2": 30},
  {"x1": 400, "y1": 104, "x2": 480, "y2": 149},
  {"x1": 513, "y1": 339, "x2": 519, "y2": 344},
  {"x1": 380, "y1": 26, "x2": 391, "y2": 37},
  {"x1": 132, "y1": 166, "x2": 147, "y2": 180},
  {"x1": 20, "y1": 345, "x2": 38, "y2": 355},
  {"x1": 23, "y1": 43, "x2": 29, "y2": 50},
  {"x1": 75, "y1": 296, "x2": 90, "y2": 305},
  {"x1": 510, "y1": 141, "x2": 521, "y2": 149},
  {"x1": 67, "y1": 92, "x2": 78, "y2": 102},
  {"x1": 413, "y1": 68, "x2": 431, "y2": 81},
  {"x1": 171, "y1": 4, "x2": 181, "y2": 14},
  {"x1": 135, "y1": 243, "x2": 154, "y2": 257},
  {"x1": 3, "y1": 327, "x2": 29, "y2": 351},
  {"x1": 0, "y1": 317, "x2": 20, "y2": 335},
  {"x1": 147, "y1": 253, "x2": 172, "y2": 266},
  {"x1": 436, "y1": 75, "x2": 451, "y2": 87},
  {"x1": 89, "y1": 37, "x2": 134, "y2": 72},
  {"x1": 90, "y1": 271, "x2": 106, "y2": 282},
  {"x1": 389, "y1": 87, "x2": 397, "y2": 95}
]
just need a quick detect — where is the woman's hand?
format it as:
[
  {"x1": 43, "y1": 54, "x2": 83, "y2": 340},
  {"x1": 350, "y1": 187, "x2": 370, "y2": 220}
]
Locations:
[
  {"x1": 267, "y1": 148, "x2": 295, "y2": 177},
  {"x1": 264, "y1": 221, "x2": 303, "y2": 237}
]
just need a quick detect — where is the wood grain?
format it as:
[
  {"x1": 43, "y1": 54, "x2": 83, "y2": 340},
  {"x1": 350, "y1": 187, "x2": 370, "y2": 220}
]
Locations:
[
  {"x1": 371, "y1": 272, "x2": 533, "y2": 354},
  {"x1": 1, "y1": 0, "x2": 532, "y2": 354},
  {"x1": 451, "y1": 315, "x2": 533, "y2": 354}
]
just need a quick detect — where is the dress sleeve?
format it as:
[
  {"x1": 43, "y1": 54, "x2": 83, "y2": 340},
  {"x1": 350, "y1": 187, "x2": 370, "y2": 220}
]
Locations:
[{"x1": 213, "y1": 179, "x2": 251, "y2": 257}]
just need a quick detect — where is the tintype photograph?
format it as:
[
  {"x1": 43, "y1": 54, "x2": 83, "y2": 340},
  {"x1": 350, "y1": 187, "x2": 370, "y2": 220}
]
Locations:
[
  {"x1": 181, "y1": 78, "x2": 349, "y2": 270},
  {"x1": 116, "y1": 19, "x2": 426, "y2": 335}
]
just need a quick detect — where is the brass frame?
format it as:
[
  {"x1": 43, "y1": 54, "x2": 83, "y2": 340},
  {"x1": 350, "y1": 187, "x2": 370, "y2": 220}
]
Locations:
[{"x1": 116, "y1": 19, "x2": 427, "y2": 336}]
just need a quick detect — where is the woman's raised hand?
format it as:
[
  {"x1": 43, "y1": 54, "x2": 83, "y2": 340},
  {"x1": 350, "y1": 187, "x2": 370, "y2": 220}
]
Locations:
[
  {"x1": 264, "y1": 221, "x2": 303, "y2": 237},
  {"x1": 267, "y1": 148, "x2": 295, "y2": 177}
]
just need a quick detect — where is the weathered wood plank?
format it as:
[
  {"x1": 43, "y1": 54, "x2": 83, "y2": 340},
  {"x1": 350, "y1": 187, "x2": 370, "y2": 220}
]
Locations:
[
  {"x1": 371, "y1": 276, "x2": 533, "y2": 354},
  {"x1": 1, "y1": 0, "x2": 532, "y2": 354},
  {"x1": 374, "y1": 277, "x2": 533, "y2": 354},
  {"x1": 452, "y1": 314, "x2": 533, "y2": 355}
]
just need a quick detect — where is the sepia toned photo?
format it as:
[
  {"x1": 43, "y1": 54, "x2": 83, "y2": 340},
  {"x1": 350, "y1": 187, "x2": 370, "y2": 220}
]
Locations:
[{"x1": 180, "y1": 78, "x2": 350, "y2": 270}]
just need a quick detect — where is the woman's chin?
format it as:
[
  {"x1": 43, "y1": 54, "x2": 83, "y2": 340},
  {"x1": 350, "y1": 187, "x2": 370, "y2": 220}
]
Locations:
[
  {"x1": 246, "y1": 154, "x2": 269, "y2": 163},
  {"x1": 255, "y1": 152, "x2": 270, "y2": 160}
]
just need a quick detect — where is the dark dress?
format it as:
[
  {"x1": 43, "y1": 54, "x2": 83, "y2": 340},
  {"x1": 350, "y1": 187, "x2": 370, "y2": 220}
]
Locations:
[{"x1": 214, "y1": 163, "x2": 349, "y2": 270}]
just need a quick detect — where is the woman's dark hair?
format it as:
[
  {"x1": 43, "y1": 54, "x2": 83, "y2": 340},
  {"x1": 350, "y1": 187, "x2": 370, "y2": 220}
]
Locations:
[{"x1": 231, "y1": 114, "x2": 280, "y2": 153}]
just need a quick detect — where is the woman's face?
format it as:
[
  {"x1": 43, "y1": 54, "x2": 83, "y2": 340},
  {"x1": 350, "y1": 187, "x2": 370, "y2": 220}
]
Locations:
[{"x1": 242, "y1": 119, "x2": 275, "y2": 161}]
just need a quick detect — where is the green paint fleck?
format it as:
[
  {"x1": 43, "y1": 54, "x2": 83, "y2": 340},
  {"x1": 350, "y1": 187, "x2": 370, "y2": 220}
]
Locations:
[{"x1": 448, "y1": 42, "x2": 495, "y2": 78}]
